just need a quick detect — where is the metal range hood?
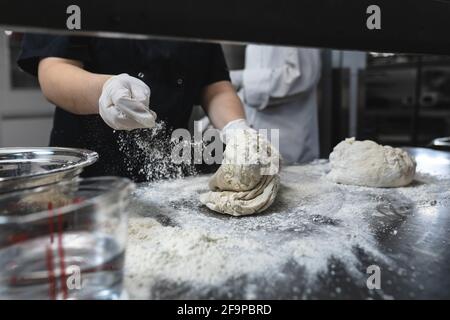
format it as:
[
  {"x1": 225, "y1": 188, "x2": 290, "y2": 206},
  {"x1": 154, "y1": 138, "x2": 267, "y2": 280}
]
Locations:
[{"x1": 0, "y1": 0, "x2": 449, "y2": 54}]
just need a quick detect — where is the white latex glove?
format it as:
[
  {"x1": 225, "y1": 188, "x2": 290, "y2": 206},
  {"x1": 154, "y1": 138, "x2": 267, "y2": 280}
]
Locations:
[
  {"x1": 99, "y1": 73, "x2": 157, "y2": 130},
  {"x1": 219, "y1": 119, "x2": 281, "y2": 176},
  {"x1": 220, "y1": 118, "x2": 253, "y2": 144}
]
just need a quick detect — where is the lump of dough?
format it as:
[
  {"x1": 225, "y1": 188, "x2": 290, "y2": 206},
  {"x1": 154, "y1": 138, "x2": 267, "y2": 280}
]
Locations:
[
  {"x1": 208, "y1": 163, "x2": 262, "y2": 192},
  {"x1": 200, "y1": 130, "x2": 281, "y2": 216},
  {"x1": 200, "y1": 175, "x2": 280, "y2": 216},
  {"x1": 328, "y1": 138, "x2": 416, "y2": 188}
]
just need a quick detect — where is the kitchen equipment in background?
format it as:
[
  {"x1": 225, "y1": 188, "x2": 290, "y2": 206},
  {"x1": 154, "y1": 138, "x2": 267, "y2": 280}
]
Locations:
[
  {"x1": 366, "y1": 64, "x2": 450, "y2": 109},
  {"x1": 403, "y1": 147, "x2": 450, "y2": 176},
  {"x1": 362, "y1": 54, "x2": 450, "y2": 146},
  {"x1": 0, "y1": 147, "x2": 98, "y2": 193},
  {"x1": 430, "y1": 137, "x2": 450, "y2": 152},
  {"x1": 0, "y1": 30, "x2": 55, "y2": 147},
  {"x1": 0, "y1": 176, "x2": 135, "y2": 300}
]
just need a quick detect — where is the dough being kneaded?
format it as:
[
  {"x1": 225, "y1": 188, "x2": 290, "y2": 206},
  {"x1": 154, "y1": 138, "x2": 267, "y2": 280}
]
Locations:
[
  {"x1": 200, "y1": 174, "x2": 280, "y2": 216},
  {"x1": 200, "y1": 129, "x2": 281, "y2": 216},
  {"x1": 328, "y1": 138, "x2": 416, "y2": 188}
]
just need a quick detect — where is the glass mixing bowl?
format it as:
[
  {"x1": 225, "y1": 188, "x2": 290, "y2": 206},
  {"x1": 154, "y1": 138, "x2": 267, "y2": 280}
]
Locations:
[{"x1": 0, "y1": 176, "x2": 135, "y2": 300}]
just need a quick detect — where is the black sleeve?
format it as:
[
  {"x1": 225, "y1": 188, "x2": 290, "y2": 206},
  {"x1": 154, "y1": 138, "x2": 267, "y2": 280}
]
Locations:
[
  {"x1": 202, "y1": 44, "x2": 231, "y2": 87},
  {"x1": 17, "y1": 33, "x2": 92, "y2": 77}
]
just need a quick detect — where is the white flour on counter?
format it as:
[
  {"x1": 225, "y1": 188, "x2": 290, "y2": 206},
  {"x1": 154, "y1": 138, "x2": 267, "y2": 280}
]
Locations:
[{"x1": 125, "y1": 161, "x2": 450, "y2": 299}]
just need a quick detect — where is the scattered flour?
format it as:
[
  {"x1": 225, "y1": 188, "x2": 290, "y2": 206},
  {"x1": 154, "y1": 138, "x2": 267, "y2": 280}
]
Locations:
[
  {"x1": 117, "y1": 121, "x2": 197, "y2": 181},
  {"x1": 124, "y1": 160, "x2": 450, "y2": 299}
]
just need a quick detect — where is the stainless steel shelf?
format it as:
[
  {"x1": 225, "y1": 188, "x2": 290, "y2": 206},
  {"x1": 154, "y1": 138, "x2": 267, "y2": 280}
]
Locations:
[{"x1": 1, "y1": 0, "x2": 450, "y2": 54}]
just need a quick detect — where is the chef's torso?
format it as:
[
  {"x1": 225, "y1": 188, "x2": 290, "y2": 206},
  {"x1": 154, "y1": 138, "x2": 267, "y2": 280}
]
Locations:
[
  {"x1": 18, "y1": 35, "x2": 230, "y2": 180},
  {"x1": 239, "y1": 45, "x2": 321, "y2": 164}
]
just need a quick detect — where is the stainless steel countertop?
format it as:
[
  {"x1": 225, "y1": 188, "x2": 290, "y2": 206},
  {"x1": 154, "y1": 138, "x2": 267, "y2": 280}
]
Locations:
[{"x1": 126, "y1": 147, "x2": 450, "y2": 299}]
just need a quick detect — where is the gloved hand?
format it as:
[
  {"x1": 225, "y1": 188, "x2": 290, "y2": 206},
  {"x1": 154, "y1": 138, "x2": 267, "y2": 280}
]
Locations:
[
  {"x1": 99, "y1": 73, "x2": 157, "y2": 130},
  {"x1": 221, "y1": 119, "x2": 281, "y2": 171},
  {"x1": 200, "y1": 119, "x2": 281, "y2": 216},
  {"x1": 220, "y1": 118, "x2": 253, "y2": 144},
  {"x1": 210, "y1": 119, "x2": 281, "y2": 192}
]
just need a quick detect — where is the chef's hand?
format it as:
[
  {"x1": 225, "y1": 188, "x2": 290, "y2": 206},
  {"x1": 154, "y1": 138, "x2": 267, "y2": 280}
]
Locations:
[
  {"x1": 211, "y1": 118, "x2": 281, "y2": 190},
  {"x1": 99, "y1": 73, "x2": 157, "y2": 130},
  {"x1": 222, "y1": 119, "x2": 281, "y2": 174}
]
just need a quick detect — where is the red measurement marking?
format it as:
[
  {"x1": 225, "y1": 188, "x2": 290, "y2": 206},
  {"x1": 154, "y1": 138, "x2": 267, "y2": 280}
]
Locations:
[
  {"x1": 45, "y1": 245, "x2": 56, "y2": 300},
  {"x1": 57, "y1": 210, "x2": 68, "y2": 300},
  {"x1": 9, "y1": 275, "x2": 18, "y2": 286},
  {"x1": 72, "y1": 197, "x2": 84, "y2": 204},
  {"x1": 8, "y1": 233, "x2": 28, "y2": 245},
  {"x1": 47, "y1": 202, "x2": 54, "y2": 244}
]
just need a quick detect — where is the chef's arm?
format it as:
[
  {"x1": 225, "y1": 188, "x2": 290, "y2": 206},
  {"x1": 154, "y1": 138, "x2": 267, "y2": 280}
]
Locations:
[
  {"x1": 38, "y1": 57, "x2": 111, "y2": 115},
  {"x1": 201, "y1": 80, "x2": 246, "y2": 130}
]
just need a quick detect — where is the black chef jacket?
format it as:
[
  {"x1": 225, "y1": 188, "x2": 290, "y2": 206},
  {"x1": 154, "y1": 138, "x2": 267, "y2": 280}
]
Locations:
[{"x1": 18, "y1": 34, "x2": 230, "y2": 181}]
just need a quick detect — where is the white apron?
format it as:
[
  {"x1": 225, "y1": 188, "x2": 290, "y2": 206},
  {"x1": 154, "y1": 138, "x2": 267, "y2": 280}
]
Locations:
[{"x1": 236, "y1": 45, "x2": 321, "y2": 164}]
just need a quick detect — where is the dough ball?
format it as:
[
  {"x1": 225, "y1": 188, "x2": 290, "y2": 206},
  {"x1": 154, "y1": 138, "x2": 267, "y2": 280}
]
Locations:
[
  {"x1": 208, "y1": 131, "x2": 265, "y2": 192},
  {"x1": 200, "y1": 129, "x2": 281, "y2": 216},
  {"x1": 208, "y1": 163, "x2": 262, "y2": 192},
  {"x1": 328, "y1": 138, "x2": 416, "y2": 188},
  {"x1": 200, "y1": 175, "x2": 280, "y2": 216}
]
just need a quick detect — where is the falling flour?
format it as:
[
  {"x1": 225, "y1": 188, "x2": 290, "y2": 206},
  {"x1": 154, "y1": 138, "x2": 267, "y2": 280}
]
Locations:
[
  {"x1": 117, "y1": 121, "x2": 197, "y2": 181},
  {"x1": 124, "y1": 160, "x2": 450, "y2": 299}
]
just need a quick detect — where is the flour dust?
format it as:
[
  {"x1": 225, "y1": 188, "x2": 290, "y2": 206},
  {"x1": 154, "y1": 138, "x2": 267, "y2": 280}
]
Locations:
[
  {"x1": 125, "y1": 160, "x2": 450, "y2": 299},
  {"x1": 117, "y1": 121, "x2": 197, "y2": 182}
]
